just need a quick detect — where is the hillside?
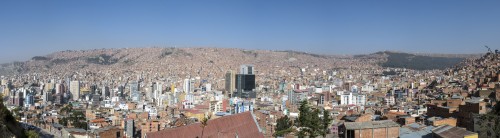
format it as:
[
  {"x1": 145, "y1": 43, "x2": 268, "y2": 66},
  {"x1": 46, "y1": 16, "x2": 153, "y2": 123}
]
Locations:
[
  {"x1": 0, "y1": 48, "x2": 477, "y2": 79},
  {"x1": 357, "y1": 51, "x2": 467, "y2": 70},
  {"x1": 0, "y1": 47, "x2": 380, "y2": 89}
]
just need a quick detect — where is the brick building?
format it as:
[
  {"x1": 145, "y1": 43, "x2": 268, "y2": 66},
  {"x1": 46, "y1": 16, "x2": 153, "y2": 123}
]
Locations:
[
  {"x1": 457, "y1": 100, "x2": 486, "y2": 130},
  {"x1": 342, "y1": 120, "x2": 400, "y2": 138}
]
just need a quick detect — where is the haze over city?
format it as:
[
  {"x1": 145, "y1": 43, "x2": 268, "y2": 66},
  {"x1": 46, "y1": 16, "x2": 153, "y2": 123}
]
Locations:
[{"x1": 1, "y1": 0, "x2": 500, "y2": 63}]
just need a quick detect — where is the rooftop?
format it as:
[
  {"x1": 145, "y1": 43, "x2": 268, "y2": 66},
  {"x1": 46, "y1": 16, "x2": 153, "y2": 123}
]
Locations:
[
  {"x1": 432, "y1": 125, "x2": 477, "y2": 138},
  {"x1": 146, "y1": 111, "x2": 264, "y2": 138}
]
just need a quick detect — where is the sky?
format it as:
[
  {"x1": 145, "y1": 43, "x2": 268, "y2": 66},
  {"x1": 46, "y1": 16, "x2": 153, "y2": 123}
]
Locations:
[{"x1": 1, "y1": 0, "x2": 500, "y2": 63}]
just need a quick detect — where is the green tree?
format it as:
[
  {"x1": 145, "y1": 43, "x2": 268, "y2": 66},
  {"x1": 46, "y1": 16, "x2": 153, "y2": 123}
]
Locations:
[
  {"x1": 11, "y1": 107, "x2": 22, "y2": 120},
  {"x1": 58, "y1": 117, "x2": 68, "y2": 126},
  {"x1": 493, "y1": 101, "x2": 500, "y2": 115},
  {"x1": 274, "y1": 115, "x2": 293, "y2": 137},
  {"x1": 321, "y1": 110, "x2": 333, "y2": 137},
  {"x1": 59, "y1": 104, "x2": 73, "y2": 115},
  {"x1": 297, "y1": 100, "x2": 311, "y2": 137},
  {"x1": 25, "y1": 130, "x2": 40, "y2": 138},
  {"x1": 69, "y1": 111, "x2": 88, "y2": 130},
  {"x1": 296, "y1": 100, "x2": 323, "y2": 138},
  {"x1": 294, "y1": 100, "x2": 334, "y2": 137},
  {"x1": 309, "y1": 109, "x2": 321, "y2": 138}
]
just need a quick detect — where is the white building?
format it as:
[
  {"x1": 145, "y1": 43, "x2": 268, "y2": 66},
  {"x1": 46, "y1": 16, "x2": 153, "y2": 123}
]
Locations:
[
  {"x1": 70, "y1": 81, "x2": 80, "y2": 101},
  {"x1": 205, "y1": 83, "x2": 212, "y2": 92},
  {"x1": 240, "y1": 64, "x2": 254, "y2": 74},
  {"x1": 183, "y1": 79, "x2": 194, "y2": 93},
  {"x1": 209, "y1": 97, "x2": 224, "y2": 116},
  {"x1": 385, "y1": 96, "x2": 395, "y2": 106},
  {"x1": 340, "y1": 92, "x2": 366, "y2": 106},
  {"x1": 154, "y1": 82, "x2": 162, "y2": 100},
  {"x1": 183, "y1": 93, "x2": 195, "y2": 109}
]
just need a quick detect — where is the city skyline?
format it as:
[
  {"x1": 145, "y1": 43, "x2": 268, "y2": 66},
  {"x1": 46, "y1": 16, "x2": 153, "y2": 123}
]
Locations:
[{"x1": 1, "y1": 0, "x2": 500, "y2": 63}]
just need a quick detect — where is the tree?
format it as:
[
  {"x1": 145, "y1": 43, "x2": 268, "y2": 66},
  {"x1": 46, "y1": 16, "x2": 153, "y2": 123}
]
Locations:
[
  {"x1": 274, "y1": 115, "x2": 293, "y2": 137},
  {"x1": 58, "y1": 117, "x2": 68, "y2": 126},
  {"x1": 200, "y1": 115, "x2": 211, "y2": 138},
  {"x1": 297, "y1": 100, "x2": 310, "y2": 127},
  {"x1": 11, "y1": 107, "x2": 22, "y2": 120},
  {"x1": 309, "y1": 109, "x2": 321, "y2": 138},
  {"x1": 0, "y1": 94, "x2": 28, "y2": 138},
  {"x1": 297, "y1": 100, "x2": 311, "y2": 137},
  {"x1": 69, "y1": 111, "x2": 88, "y2": 130},
  {"x1": 296, "y1": 100, "x2": 323, "y2": 138},
  {"x1": 59, "y1": 104, "x2": 73, "y2": 115},
  {"x1": 321, "y1": 110, "x2": 333, "y2": 137},
  {"x1": 25, "y1": 130, "x2": 40, "y2": 138},
  {"x1": 493, "y1": 101, "x2": 500, "y2": 115},
  {"x1": 294, "y1": 100, "x2": 333, "y2": 138},
  {"x1": 59, "y1": 109, "x2": 88, "y2": 130}
]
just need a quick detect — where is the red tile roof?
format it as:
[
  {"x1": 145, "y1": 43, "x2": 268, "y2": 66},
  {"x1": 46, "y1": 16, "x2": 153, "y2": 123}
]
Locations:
[{"x1": 146, "y1": 111, "x2": 264, "y2": 138}]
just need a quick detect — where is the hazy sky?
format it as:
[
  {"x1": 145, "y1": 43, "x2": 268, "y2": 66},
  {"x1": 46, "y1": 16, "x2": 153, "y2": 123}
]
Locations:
[{"x1": 1, "y1": 0, "x2": 499, "y2": 63}]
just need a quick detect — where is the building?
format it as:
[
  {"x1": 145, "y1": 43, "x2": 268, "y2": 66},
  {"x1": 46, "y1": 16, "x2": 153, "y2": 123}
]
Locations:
[
  {"x1": 101, "y1": 86, "x2": 110, "y2": 100},
  {"x1": 125, "y1": 119, "x2": 135, "y2": 138},
  {"x1": 92, "y1": 126, "x2": 123, "y2": 138},
  {"x1": 42, "y1": 88, "x2": 51, "y2": 103},
  {"x1": 235, "y1": 74, "x2": 256, "y2": 98},
  {"x1": 55, "y1": 83, "x2": 61, "y2": 94},
  {"x1": 183, "y1": 79, "x2": 194, "y2": 93},
  {"x1": 240, "y1": 64, "x2": 254, "y2": 75},
  {"x1": 129, "y1": 81, "x2": 139, "y2": 99},
  {"x1": 426, "y1": 117, "x2": 457, "y2": 127},
  {"x1": 154, "y1": 82, "x2": 162, "y2": 100},
  {"x1": 70, "y1": 81, "x2": 80, "y2": 101},
  {"x1": 340, "y1": 92, "x2": 366, "y2": 106},
  {"x1": 145, "y1": 111, "x2": 264, "y2": 138},
  {"x1": 385, "y1": 95, "x2": 395, "y2": 106},
  {"x1": 342, "y1": 120, "x2": 400, "y2": 138},
  {"x1": 457, "y1": 100, "x2": 486, "y2": 130},
  {"x1": 225, "y1": 70, "x2": 236, "y2": 97},
  {"x1": 288, "y1": 90, "x2": 308, "y2": 105},
  {"x1": 397, "y1": 115, "x2": 415, "y2": 126},
  {"x1": 141, "y1": 121, "x2": 160, "y2": 138},
  {"x1": 399, "y1": 123, "x2": 434, "y2": 138},
  {"x1": 24, "y1": 93, "x2": 34, "y2": 107},
  {"x1": 432, "y1": 125, "x2": 478, "y2": 138},
  {"x1": 426, "y1": 104, "x2": 457, "y2": 118},
  {"x1": 234, "y1": 65, "x2": 256, "y2": 98}
]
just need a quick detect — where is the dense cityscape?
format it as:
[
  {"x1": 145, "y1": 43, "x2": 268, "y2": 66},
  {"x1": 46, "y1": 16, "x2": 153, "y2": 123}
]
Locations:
[
  {"x1": 0, "y1": 47, "x2": 499, "y2": 138},
  {"x1": 2, "y1": 1, "x2": 500, "y2": 138}
]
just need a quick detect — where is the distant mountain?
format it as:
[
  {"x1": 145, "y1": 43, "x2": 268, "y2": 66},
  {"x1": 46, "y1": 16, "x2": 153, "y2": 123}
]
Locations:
[
  {"x1": 0, "y1": 48, "x2": 380, "y2": 89},
  {"x1": 0, "y1": 48, "x2": 479, "y2": 78},
  {"x1": 358, "y1": 51, "x2": 468, "y2": 70}
]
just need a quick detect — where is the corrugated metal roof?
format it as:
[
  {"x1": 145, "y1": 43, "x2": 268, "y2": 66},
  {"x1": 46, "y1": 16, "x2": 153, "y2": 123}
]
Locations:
[{"x1": 432, "y1": 125, "x2": 477, "y2": 138}]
